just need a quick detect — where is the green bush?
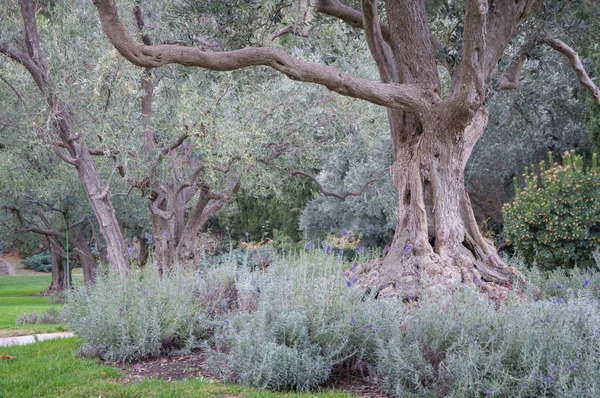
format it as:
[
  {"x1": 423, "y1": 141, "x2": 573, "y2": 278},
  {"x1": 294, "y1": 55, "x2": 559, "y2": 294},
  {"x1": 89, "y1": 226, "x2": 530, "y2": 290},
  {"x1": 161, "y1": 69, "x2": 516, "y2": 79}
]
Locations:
[
  {"x1": 503, "y1": 151, "x2": 600, "y2": 270},
  {"x1": 21, "y1": 251, "x2": 52, "y2": 272}
]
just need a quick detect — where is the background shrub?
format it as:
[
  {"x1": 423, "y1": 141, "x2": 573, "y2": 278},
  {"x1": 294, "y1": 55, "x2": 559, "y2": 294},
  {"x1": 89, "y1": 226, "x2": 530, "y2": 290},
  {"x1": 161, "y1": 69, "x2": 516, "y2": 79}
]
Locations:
[
  {"x1": 20, "y1": 251, "x2": 52, "y2": 272},
  {"x1": 16, "y1": 307, "x2": 64, "y2": 325},
  {"x1": 503, "y1": 151, "x2": 600, "y2": 270}
]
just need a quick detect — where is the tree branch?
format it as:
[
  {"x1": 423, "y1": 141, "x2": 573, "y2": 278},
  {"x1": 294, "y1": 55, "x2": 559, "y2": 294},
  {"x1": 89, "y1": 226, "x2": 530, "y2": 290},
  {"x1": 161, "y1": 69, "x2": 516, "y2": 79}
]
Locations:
[
  {"x1": 498, "y1": 38, "x2": 540, "y2": 90},
  {"x1": 111, "y1": 186, "x2": 135, "y2": 198},
  {"x1": 315, "y1": 0, "x2": 389, "y2": 41},
  {"x1": 482, "y1": 0, "x2": 536, "y2": 78},
  {"x1": 290, "y1": 168, "x2": 387, "y2": 200},
  {"x1": 361, "y1": 0, "x2": 397, "y2": 83},
  {"x1": 92, "y1": 0, "x2": 440, "y2": 116},
  {"x1": 454, "y1": 0, "x2": 487, "y2": 111},
  {"x1": 53, "y1": 147, "x2": 78, "y2": 166},
  {"x1": 0, "y1": 72, "x2": 26, "y2": 104},
  {"x1": 271, "y1": 25, "x2": 312, "y2": 41},
  {"x1": 543, "y1": 38, "x2": 600, "y2": 106}
]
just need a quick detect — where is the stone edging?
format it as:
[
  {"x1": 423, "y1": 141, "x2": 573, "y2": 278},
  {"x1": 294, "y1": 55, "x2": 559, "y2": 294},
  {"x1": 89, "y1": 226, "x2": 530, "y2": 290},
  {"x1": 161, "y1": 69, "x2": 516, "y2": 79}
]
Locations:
[{"x1": 0, "y1": 332, "x2": 75, "y2": 347}]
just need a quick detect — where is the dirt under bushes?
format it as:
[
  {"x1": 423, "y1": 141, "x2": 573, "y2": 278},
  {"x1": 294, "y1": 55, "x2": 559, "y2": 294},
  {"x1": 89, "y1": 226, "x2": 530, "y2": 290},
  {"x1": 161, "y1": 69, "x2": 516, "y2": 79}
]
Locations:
[{"x1": 113, "y1": 351, "x2": 389, "y2": 397}]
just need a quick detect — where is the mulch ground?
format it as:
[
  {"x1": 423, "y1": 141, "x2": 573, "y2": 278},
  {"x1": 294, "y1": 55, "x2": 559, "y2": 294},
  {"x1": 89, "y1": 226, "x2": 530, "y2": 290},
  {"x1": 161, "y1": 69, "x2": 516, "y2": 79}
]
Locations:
[{"x1": 112, "y1": 351, "x2": 389, "y2": 397}]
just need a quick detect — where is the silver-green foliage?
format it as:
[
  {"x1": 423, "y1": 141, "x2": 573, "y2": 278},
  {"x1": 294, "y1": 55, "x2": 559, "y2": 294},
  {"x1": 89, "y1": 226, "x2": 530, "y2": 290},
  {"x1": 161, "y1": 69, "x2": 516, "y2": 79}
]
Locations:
[
  {"x1": 205, "y1": 250, "x2": 391, "y2": 391},
  {"x1": 371, "y1": 286, "x2": 600, "y2": 397},
  {"x1": 64, "y1": 263, "x2": 211, "y2": 362}
]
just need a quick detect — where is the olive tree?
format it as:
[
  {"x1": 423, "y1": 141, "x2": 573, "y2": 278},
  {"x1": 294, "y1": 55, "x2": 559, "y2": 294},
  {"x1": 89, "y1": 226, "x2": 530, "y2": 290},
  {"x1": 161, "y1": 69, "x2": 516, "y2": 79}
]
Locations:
[{"x1": 91, "y1": 0, "x2": 600, "y2": 298}]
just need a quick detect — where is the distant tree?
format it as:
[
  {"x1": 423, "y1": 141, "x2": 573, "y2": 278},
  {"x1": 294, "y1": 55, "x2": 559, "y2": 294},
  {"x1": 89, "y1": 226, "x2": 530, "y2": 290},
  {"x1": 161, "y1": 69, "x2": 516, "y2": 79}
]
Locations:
[{"x1": 0, "y1": 143, "x2": 98, "y2": 292}]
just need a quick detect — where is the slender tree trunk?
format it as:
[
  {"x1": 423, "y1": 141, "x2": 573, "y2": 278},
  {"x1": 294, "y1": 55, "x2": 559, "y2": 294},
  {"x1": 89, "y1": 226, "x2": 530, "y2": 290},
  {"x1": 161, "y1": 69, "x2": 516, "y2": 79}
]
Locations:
[
  {"x1": 1, "y1": 0, "x2": 129, "y2": 275},
  {"x1": 43, "y1": 241, "x2": 67, "y2": 295},
  {"x1": 71, "y1": 227, "x2": 97, "y2": 286},
  {"x1": 138, "y1": 234, "x2": 150, "y2": 266}
]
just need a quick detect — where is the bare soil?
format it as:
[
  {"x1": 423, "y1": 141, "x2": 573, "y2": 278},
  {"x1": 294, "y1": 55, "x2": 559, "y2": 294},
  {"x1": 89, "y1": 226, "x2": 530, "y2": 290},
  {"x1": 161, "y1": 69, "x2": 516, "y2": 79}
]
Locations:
[{"x1": 113, "y1": 351, "x2": 389, "y2": 397}]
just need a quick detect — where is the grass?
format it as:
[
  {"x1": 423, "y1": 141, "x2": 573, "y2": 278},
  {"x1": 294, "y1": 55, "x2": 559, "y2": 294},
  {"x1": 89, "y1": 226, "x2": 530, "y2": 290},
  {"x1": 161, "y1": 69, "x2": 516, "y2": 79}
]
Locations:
[
  {"x1": 0, "y1": 338, "x2": 355, "y2": 398},
  {"x1": 0, "y1": 275, "x2": 65, "y2": 335}
]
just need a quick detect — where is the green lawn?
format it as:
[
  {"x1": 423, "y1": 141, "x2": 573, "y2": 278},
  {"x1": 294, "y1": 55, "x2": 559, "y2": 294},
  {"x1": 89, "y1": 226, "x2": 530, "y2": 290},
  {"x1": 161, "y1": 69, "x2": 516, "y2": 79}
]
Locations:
[
  {"x1": 0, "y1": 275, "x2": 65, "y2": 336},
  {"x1": 0, "y1": 338, "x2": 354, "y2": 398}
]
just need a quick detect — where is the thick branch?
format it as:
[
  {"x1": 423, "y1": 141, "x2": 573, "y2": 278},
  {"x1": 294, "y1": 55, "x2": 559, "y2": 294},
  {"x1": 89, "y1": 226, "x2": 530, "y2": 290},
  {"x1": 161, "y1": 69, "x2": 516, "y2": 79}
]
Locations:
[
  {"x1": 19, "y1": 0, "x2": 48, "y2": 73},
  {"x1": 455, "y1": 0, "x2": 487, "y2": 110},
  {"x1": 361, "y1": 0, "x2": 397, "y2": 83},
  {"x1": 92, "y1": 0, "x2": 440, "y2": 115},
  {"x1": 53, "y1": 147, "x2": 78, "y2": 166},
  {"x1": 543, "y1": 38, "x2": 600, "y2": 106},
  {"x1": 498, "y1": 38, "x2": 540, "y2": 90},
  {"x1": 482, "y1": 0, "x2": 536, "y2": 78},
  {"x1": 290, "y1": 168, "x2": 387, "y2": 200}
]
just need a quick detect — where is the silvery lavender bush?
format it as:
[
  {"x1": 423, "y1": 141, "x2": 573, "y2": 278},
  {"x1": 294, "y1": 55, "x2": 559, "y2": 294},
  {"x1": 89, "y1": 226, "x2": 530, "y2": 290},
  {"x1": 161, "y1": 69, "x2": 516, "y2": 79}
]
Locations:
[{"x1": 64, "y1": 263, "x2": 211, "y2": 362}]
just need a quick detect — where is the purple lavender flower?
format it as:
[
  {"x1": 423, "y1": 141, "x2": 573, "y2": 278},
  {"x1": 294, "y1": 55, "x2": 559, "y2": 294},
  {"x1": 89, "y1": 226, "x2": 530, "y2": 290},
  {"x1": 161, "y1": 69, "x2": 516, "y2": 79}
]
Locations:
[
  {"x1": 338, "y1": 250, "x2": 343, "y2": 259},
  {"x1": 224, "y1": 297, "x2": 231, "y2": 302},
  {"x1": 568, "y1": 364, "x2": 576, "y2": 371},
  {"x1": 162, "y1": 231, "x2": 168, "y2": 238},
  {"x1": 352, "y1": 275, "x2": 358, "y2": 284},
  {"x1": 384, "y1": 245, "x2": 390, "y2": 253},
  {"x1": 343, "y1": 230, "x2": 349, "y2": 237},
  {"x1": 474, "y1": 278, "x2": 480, "y2": 285},
  {"x1": 225, "y1": 225, "x2": 229, "y2": 231},
  {"x1": 357, "y1": 246, "x2": 363, "y2": 255},
  {"x1": 552, "y1": 283, "x2": 562, "y2": 289},
  {"x1": 305, "y1": 241, "x2": 311, "y2": 250},
  {"x1": 351, "y1": 262, "x2": 358, "y2": 272},
  {"x1": 245, "y1": 232, "x2": 249, "y2": 239},
  {"x1": 346, "y1": 280, "x2": 352, "y2": 287},
  {"x1": 120, "y1": 307, "x2": 126, "y2": 313},
  {"x1": 404, "y1": 243, "x2": 412, "y2": 253},
  {"x1": 142, "y1": 289, "x2": 148, "y2": 295},
  {"x1": 128, "y1": 247, "x2": 133, "y2": 255},
  {"x1": 145, "y1": 232, "x2": 153, "y2": 243},
  {"x1": 407, "y1": 296, "x2": 414, "y2": 302},
  {"x1": 135, "y1": 255, "x2": 139, "y2": 260},
  {"x1": 325, "y1": 245, "x2": 331, "y2": 255},
  {"x1": 483, "y1": 388, "x2": 499, "y2": 396},
  {"x1": 583, "y1": 280, "x2": 590, "y2": 288},
  {"x1": 350, "y1": 315, "x2": 356, "y2": 325}
]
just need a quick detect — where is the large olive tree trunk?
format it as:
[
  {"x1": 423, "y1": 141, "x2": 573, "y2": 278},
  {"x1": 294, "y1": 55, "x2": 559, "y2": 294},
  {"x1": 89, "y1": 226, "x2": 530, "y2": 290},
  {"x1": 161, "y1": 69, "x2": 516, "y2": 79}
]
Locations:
[{"x1": 367, "y1": 107, "x2": 521, "y2": 299}]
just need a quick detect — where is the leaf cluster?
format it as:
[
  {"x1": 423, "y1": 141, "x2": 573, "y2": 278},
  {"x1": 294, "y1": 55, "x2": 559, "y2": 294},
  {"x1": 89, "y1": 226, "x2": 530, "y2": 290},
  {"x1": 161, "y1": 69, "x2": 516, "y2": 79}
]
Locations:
[{"x1": 503, "y1": 151, "x2": 600, "y2": 270}]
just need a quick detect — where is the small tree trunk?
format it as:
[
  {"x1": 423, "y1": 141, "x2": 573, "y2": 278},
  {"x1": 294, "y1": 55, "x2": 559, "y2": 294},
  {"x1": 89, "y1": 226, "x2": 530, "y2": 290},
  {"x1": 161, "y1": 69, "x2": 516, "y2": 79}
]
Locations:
[
  {"x1": 366, "y1": 108, "x2": 524, "y2": 299},
  {"x1": 138, "y1": 234, "x2": 150, "y2": 266},
  {"x1": 43, "y1": 242, "x2": 67, "y2": 295},
  {"x1": 71, "y1": 228, "x2": 97, "y2": 286}
]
